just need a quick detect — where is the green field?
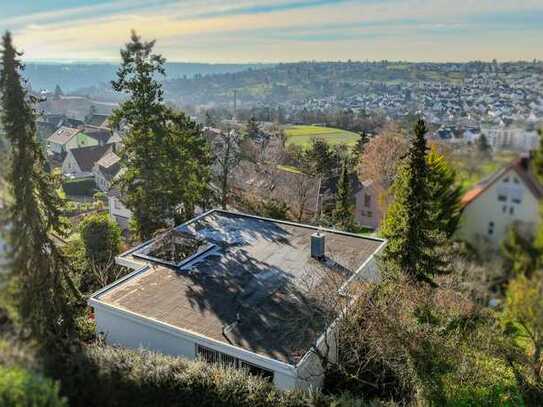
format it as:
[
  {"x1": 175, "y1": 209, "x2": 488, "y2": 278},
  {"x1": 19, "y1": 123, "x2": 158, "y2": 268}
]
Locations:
[{"x1": 285, "y1": 125, "x2": 360, "y2": 148}]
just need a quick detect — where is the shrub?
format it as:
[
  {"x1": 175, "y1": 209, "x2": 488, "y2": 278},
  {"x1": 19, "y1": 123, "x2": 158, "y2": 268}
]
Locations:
[
  {"x1": 62, "y1": 177, "x2": 97, "y2": 196},
  {"x1": 56, "y1": 344, "x2": 375, "y2": 407},
  {"x1": 0, "y1": 366, "x2": 66, "y2": 407}
]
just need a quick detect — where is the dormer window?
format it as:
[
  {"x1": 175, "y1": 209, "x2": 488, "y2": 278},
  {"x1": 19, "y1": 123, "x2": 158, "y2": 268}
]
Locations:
[{"x1": 503, "y1": 177, "x2": 510, "y2": 183}]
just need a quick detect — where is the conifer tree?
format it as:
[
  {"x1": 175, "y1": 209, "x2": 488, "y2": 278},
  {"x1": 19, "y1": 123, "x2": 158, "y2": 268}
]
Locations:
[
  {"x1": 111, "y1": 31, "x2": 211, "y2": 240},
  {"x1": 246, "y1": 116, "x2": 260, "y2": 140},
  {"x1": 532, "y1": 129, "x2": 543, "y2": 184},
  {"x1": 1, "y1": 32, "x2": 80, "y2": 349},
  {"x1": 477, "y1": 133, "x2": 491, "y2": 155},
  {"x1": 426, "y1": 148, "x2": 463, "y2": 238},
  {"x1": 381, "y1": 119, "x2": 445, "y2": 283},
  {"x1": 333, "y1": 158, "x2": 355, "y2": 231}
]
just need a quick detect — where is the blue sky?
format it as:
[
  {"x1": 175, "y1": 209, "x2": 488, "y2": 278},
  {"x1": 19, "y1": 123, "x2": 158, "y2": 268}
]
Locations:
[{"x1": 1, "y1": 0, "x2": 542, "y2": 62}]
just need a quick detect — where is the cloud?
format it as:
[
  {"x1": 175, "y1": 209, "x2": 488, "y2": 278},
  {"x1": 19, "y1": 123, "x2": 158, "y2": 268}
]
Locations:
[{"x1": 3, "y1": 0, "x2": 543, "y2": 62}]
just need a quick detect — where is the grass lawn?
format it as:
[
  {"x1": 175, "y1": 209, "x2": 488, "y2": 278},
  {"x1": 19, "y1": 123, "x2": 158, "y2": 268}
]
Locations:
[{"x1": 285, "y1": 125, "x2": 360, "y2": 149}]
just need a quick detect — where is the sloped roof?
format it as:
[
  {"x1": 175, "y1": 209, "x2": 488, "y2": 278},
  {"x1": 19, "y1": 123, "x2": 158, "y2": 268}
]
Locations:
[
  {"x1": 96, "y1": 152, "x2": 121, "y2": 181},
  {"x1": 82, "y1": 125, "x2": 112, "y2": 145},
  {"x1": 48, "y1": 126, "x2": 80, "y2": 145},
  {"x1": 461, "y1": 155, "x2": 543, "y2": 207},
  {"x1": 69, "y1": 144, "x2": 114, "y2": 173},
  {"x1": 86, "y1": 114, "x2": 111, "y2": 128}
]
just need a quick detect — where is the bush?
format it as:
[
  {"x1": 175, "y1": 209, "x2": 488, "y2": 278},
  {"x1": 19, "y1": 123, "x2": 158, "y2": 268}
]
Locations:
[
  {"x1": 0, "y1": 366, "x2": 66, "y2": 407},
  {"x1": 57, "y1": 344, "x2": 373, "y2": 407},
  {"x1": 62, "y1": 177, "x2": 97, "y2": 196}
]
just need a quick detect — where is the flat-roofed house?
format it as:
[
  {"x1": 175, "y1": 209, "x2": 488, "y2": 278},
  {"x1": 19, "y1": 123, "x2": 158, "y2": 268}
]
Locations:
[
  {"x1": 89, "y1": 210, "x2": 385, "y2": 390},
  {"x1": 457, "y1": 154, "x2": 542, "y2": 252}
]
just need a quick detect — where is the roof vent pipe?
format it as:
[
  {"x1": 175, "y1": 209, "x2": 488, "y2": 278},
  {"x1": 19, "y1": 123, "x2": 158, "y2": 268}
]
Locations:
[{"x1": 311, "y1": 231, "x2": 325, "y2": 260}]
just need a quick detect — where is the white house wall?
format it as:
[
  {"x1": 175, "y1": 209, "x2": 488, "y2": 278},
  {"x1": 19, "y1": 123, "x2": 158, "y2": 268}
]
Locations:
[{"x1": 458, "y1": 168, "x2": 540, "y2": 251}]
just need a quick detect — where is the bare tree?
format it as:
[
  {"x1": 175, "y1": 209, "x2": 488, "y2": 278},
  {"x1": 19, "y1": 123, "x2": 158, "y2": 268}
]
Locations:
[{"x1": 215, "y1": 129, "x2": 241, "y2": 209}]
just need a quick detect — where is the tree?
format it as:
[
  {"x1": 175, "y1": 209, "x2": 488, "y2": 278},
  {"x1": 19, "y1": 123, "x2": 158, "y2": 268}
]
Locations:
[
  {"x1": 352, "y1": 131, "x2": 369, "y2": 161},
  {"x1": 532, "y1": 129, "x2": 543, "y2": 184},
  {"x1": 426, "y1": 148, "x2": 463, "y2": 238},
  {"x1": 381, "y1": 119, "x2": 445, "y2": 283},
  {"x1": 358, "y1": 124, "x2": 408, "y2": 214},
  {"x1": 1, "y1": 32, "x2": 80, "y2": 350},
  {"x1": 110, "y1": 32, "x2": 211, "y2": 240},
  {"x1": 501, "y1": 225, "x2": 540, "y2": 279},
  {"x1": 333, "y1": 158, "x2": 355, "y2": 231},
  {"x1": 80, "y1": 213, "x2": 121, "y2": 266},
  {"x1": 54, "y1": 84, "x2": 63, "y2": 99},
  {"x1": 503, "y1": 272, "x2": 543, "y2": 394},
  {"x1": 302, "y1": 137, "x2": 335, "y2": 178},
  {"x1": 246, "y1": 116, "x2": 260, "y2": 140},
  {"x1": 477, "y1": 133, "x2": 491, "y2": 156},
  {"x1": 215, "y1": 129, "x2": 241, "y2": 209}
]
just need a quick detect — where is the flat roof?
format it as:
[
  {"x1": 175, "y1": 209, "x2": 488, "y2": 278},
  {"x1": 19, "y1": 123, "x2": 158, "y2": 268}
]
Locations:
[{"x1": 95, "y1": 210, "x2": 384, "y2": 365}]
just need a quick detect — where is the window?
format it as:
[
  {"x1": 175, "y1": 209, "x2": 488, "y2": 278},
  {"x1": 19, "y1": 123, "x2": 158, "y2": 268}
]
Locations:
[
  {"x1": 513, "y1": 177, "x2": 520, "y2": 184},
  {"x1": 510, "y1": 206, "x2": 514, "y2": 215},
  {"x1": 114, "y1": 198, "x2": 121, "y2": 210},
  {"x1": 503, "y1": 177, "x2": 510, "y2": 183},
  {"x1": 502, "y1": 205, "x2": 507, "y2": 213},
  {"x1": 364, "y1": 194, "x2": 371, "y2": 208},
  {"x1": 498, "y1": 194, "x2": 507, "y2": 202},
  {"x1": 196, "y1": 344, "x2": 274, "y2": 382},
  {"x1": 367, "y1": 211, "x2": 373, "y2": 218},
  {"x1": 488, "y1": 221, "x2": 494, "y2": 236}
]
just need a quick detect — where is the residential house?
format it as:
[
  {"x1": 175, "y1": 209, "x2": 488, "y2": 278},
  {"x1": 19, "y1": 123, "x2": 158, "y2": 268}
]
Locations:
[
  {"x1": 457, "y1": 154, "x2": 542, "y2": 252},
  {"x1": 93, "y1": 152, "x2": 121, "y2": 192},
  {"x1": 62, "y1": 144, "x2": 114, "y2": 179},
  {"x1": 85, "y1": 113, "x2": 111, "y2": 128},
  {"x1": 89, "y1": 210, "x2": 385, "y2": 390},
  {"x1": 319, "y1": 176, "x2": 382, "y2": 230},
  {"x1": 108, "y1": 187, "x2": 133, "y2": 231},
  {"x1": 83, "y1": 125, "x2": 113, "y2": 147},
  {"x1": 47, "y1": 126, "x2": 98, "y2": 159}
]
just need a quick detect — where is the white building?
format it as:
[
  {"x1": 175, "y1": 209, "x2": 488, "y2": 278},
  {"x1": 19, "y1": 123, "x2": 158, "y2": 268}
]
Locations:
[
  {"x1": 89, "y1": 210, "x2": 385, "y2": 390},
  {"x1": 457, "y1": 155, "x2": 542, "y2": 253}
]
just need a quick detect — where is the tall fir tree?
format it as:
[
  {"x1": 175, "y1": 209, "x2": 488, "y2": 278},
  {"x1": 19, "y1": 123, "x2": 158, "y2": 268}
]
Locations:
[
  {"x1": 381, "y1": 119, "x2": 445, "y2": 283},
  {"x1": 426, "y1": 148, "x2": 463, "y2": 238},
  {"x1": 477, "y1": 133, "x2": 491, "y2": 155},
  {"x1": 532, "y1": 128, "x2": 543, "y2": 184},
  {"x1": 246, "y1": 116, "x2": 260, "y2": 140},
  {"x1": 0, "y1": 32, "x2": 80, "y2": 350},
  {"x1": 111, "y1": 32, "x2": 211, "y2": 240},
  {"x1": 333, "y1": 158, "x2": 355, "y2": 231}
]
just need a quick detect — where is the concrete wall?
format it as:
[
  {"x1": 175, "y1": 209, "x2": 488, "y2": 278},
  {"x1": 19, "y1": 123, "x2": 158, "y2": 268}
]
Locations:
[{"x1": 458, "y1": 167, "x2": 540, "y2": 252}]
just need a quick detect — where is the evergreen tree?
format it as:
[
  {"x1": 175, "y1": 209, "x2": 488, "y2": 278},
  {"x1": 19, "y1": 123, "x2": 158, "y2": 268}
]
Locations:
[
  {"x1": 333, "y1": 158, "x2": 355, "y2": 231},
  {"x1": 1, "y1": 32, "x2": 80, "y2": 350},
  {"x1": 426, "y1": 148, "x2": 463, "y2": 238},
  {"x1": 80, "y1": 212, "x2": 121, "y2": 266},
  {"x1": 477, "y1": 133, "x2": 491, "y2": 155},
  {"x1": 215, "y1": 129, "x2": 241, "y2": 209},
  {"x1": 302, "y1": 137, "x2": 335, "y2": 178},
  {"x1": 53, "y1": 84, "x2": 63, "y2": 99},
  {"x1": 111, "y1": 32, "x2": 211, "y2": 240},
  {"x1": 381, "y1": 119, "x2": 445, "y2": 283},
  {"x1": 246, "y1": 116, "x2": 260, "y2": 139},
  {"x1": 532, "y1": 129, "x2": 543, "y2": 184}
]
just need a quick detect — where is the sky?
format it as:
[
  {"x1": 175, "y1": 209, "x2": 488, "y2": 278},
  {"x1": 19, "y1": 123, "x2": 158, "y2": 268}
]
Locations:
[{"x1": 1, "y1": 0, "x2": 542, "y2": 63}]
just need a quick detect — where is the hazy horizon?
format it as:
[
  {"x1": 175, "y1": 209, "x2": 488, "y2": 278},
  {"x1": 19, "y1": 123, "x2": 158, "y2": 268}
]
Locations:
[{"x1": 1, "y1": 1, "x2": 542, "y2": 63}]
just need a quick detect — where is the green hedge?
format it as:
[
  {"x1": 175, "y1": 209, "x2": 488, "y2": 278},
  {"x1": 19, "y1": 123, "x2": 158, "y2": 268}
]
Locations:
[
  {"x1": 57, "y1": 344, "x2": 373, "y2": 407},
  {"x1": 0, "y1": 366, "x2": 66, "y2": 407},
  {"x1": 62, "y1": 177, "x2": 97, "y2": 196}
]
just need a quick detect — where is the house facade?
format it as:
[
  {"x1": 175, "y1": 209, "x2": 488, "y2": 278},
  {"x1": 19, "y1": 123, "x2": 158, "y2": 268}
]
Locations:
[
  {"x1": 62, "y1": 144, "x2": 114, "y2": 179},
  {"x1": 457, "y1": 155, "x2": 542, "y2": 252},
  {"x1": 108, "y1": 189, "x2": 133, "y2": 231},
  {"x1": 47, "y1": 127, "x2": 98, "y2": 157},
  {"x1": 89, "y1": 210, "x2": 385, "y2": 390}
]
